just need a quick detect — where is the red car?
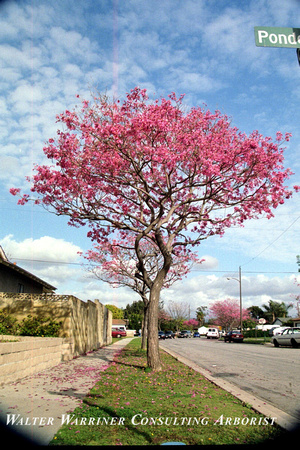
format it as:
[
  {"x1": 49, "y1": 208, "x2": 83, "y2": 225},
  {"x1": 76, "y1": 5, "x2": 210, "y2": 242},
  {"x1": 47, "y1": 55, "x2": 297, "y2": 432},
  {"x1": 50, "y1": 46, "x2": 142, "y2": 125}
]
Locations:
[
  {"x1": 224, "y1": 330, "x2": 244, "y2": 343},
  {"x1": 112, "y1": 328, "x2": 127, "y2": 338}
]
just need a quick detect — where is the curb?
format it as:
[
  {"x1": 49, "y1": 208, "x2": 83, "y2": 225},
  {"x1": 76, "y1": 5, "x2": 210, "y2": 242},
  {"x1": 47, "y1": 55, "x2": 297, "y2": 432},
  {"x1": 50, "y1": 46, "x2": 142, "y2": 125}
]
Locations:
[{"x1": 160, "y1": 345, "x2": 298, "y2": 432}]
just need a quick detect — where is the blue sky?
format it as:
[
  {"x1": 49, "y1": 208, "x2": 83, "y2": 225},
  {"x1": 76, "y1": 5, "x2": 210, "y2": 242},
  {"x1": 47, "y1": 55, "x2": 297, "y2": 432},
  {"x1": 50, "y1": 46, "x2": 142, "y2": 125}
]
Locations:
[{"x1": 0, "y1": 0, "x2": 299, "y2": 317}]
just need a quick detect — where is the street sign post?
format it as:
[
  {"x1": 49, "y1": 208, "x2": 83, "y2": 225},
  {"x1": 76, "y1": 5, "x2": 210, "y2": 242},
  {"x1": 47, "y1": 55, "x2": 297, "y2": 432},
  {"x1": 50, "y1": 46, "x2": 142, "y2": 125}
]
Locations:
[{"x1": 254, "y1": 26, "x2": 300, "y2": 48}]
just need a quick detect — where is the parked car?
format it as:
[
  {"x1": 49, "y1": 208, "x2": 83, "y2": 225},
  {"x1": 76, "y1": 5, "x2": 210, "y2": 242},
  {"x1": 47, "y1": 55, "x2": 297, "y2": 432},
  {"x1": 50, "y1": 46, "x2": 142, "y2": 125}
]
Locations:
[
  {"x1": 193, "y1": 331, "x2": 201, "y2": 338},
  {"x1": 268, "y1": 326, "x2": 281, "y2": 336},
  {"x1": 179, "y1": 330, "x2": 192, "y2": 338},
  {"x1": 272, "y1": 328, "x2": 300, "y2": 348},
  {"x1": 164, "y1": 330, "x2": 175, "y2": 339},
  {"x1": 112, "y1": 328, "x2": 127, "y2": 338},
  {"x1": 206, "y1": 328, "x2": 219, "y2": 339},
  {"x1": 224, "y1": 330, "x2": 244, "y2": 343},
  {"x1": 158, "y1": 331, "x2": 166, "y2": 340},
  {"x1": 272, "y1": 326, "x2": 291, "y2": 336}
]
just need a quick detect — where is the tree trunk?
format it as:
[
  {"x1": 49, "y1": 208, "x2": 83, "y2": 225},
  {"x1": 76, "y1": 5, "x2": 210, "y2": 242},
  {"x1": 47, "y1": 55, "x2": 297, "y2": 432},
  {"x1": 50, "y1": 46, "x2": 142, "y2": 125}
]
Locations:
[
  {"x1": 147, "y1": 282, "x2": 162, "y2": 371},
  {"x1": 141, "y1": 302, "x2": 148, "y2": 351},
  {"x1": 135, "y1": 230, "x2": 173, "y2": 371}
]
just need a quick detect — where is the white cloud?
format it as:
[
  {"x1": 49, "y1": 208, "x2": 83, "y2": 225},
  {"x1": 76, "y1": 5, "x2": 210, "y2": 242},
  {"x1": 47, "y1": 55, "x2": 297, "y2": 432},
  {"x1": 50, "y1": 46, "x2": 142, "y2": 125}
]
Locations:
[
  {"x1": 265, "y1": 0, "x2": 299, "y2": 23},
  {"x1": 196, "y1": 255, "x2": 219, "y2": 270},
  {"x1": 161, "y1": 272, "x2": 299, "y2": 318},
  {"x1": 0, "y1": 234, "x2": 83, "y2": 291},
  {"x1": 169, "y1": 70, "x2": 224, "y2": 94},
  {"x1": 0, "y1": 234, "x2": 81, "y2": 262},
  {"x1": 0, "y1": 156, "x2": 28, "y2": 186},
  {"x1": 217, "y1": 197, "x2": 300, "y2": 266},
  {"x1": 74, "y1": 283, "x2": 140, "y2": 308}
]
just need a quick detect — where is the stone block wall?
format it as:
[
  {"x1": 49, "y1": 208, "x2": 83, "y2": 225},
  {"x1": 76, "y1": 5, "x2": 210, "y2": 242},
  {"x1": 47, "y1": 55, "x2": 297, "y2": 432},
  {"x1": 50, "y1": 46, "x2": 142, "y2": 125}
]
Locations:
[
  {"x1": 0, "y1": 293, "x2": 112, "y2": 358},
  {"x1": 0, "y1": 335, "x2": 66, "y2": 384},
  {"x1": 69, "y1": 296, "x2": 112, "y2": 355}
]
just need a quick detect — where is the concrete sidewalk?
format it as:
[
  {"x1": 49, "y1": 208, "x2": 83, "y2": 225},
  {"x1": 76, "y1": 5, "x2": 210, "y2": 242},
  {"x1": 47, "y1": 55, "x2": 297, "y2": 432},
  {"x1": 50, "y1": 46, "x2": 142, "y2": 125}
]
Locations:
[{"x1": 0, "y1": 337, "x2": 133, "y2": 445}]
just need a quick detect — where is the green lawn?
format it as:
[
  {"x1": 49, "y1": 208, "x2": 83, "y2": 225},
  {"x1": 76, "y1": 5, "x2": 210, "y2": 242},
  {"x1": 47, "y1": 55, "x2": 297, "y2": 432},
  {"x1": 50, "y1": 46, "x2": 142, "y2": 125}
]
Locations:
[
  {"x1": 219, "y1": 337, "x2": 272, "y2": 345},
  {"x1": 50, "y1": 338, "x2": 284, "y2": 446}
]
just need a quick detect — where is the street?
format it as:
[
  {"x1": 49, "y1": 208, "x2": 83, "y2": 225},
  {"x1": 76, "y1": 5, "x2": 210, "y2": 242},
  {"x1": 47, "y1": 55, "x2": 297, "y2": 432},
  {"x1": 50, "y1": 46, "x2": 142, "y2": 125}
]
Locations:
[{"x1": 160, "y1": 338, "x2": 300, "y2": 419}]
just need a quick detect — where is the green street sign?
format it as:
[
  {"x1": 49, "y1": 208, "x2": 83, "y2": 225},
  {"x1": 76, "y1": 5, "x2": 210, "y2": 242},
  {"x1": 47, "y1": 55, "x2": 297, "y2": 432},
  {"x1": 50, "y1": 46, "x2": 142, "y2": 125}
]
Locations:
[{"x1": 254, "y1": 26, "x2": 300, "y2": 48}]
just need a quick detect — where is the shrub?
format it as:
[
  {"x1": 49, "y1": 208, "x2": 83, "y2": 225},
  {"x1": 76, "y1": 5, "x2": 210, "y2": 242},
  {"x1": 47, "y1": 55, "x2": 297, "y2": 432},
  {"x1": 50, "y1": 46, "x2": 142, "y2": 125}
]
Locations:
[
  {"x1": 244, "y1": 329, "x2": 267, "y2": 338},
  {"x1": 18, "y1": 315, "x2": 62, "y2": 337},
  {"x1": 0, "y1": 309, "x2": 19, "y2": 335},
  {"x1": 0, "y1": 311, "x2": 62, "y2": 337}
]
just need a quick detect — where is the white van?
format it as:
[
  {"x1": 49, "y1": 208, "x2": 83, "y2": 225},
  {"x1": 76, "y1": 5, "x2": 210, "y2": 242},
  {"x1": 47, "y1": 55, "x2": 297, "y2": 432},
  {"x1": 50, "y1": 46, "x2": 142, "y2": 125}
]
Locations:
[{"x1": 206, "y1": 328, "x2": 219, "y2": 339}]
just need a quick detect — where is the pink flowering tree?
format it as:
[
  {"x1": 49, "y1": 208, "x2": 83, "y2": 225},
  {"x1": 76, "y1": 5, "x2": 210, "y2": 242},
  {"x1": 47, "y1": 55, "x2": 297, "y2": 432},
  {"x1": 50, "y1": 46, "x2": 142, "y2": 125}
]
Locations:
[
  {"x1": 182, "y1": 319, "x2": 199, "y2": 330},
  {"x1": 11, "y1": 87, "x2": 297, "y2": 370},
  {"x1": 210, "y1": 298, "x2": 250, "y2": 331}
]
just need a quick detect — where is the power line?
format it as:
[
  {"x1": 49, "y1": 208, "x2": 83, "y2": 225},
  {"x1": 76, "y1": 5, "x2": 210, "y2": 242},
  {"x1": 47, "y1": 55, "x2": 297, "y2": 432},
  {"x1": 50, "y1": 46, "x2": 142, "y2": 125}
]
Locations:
[
  {"x1": 191, "y1": 269, "x2": 297, "y2": 274},
  {"x1": 10, "y1": 258, "x2": 83, "y2": 266},
  {"x1": 240, "y1": 215, "x2": 300, "y2": 268},
  {"x1": 10, "y1": 258, "x2": 299, "y2": 274}
]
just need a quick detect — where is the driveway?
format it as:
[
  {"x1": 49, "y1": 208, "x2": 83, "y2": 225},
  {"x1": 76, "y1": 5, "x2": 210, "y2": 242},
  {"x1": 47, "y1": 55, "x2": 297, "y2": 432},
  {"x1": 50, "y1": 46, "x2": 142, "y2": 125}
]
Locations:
[{"x1": 160, "y1": 338, "x2": 300, "y2": 421}]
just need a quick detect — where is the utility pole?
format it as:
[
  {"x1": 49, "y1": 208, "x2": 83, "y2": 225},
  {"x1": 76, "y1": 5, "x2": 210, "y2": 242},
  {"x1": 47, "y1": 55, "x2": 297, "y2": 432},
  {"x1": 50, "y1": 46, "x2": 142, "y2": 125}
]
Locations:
[
  {"x1": 239, "y1": 266, "x2": 242, "y2": 332},
  {"x1": 227, "y1": 266, "x2": 243, "y2": 331}
]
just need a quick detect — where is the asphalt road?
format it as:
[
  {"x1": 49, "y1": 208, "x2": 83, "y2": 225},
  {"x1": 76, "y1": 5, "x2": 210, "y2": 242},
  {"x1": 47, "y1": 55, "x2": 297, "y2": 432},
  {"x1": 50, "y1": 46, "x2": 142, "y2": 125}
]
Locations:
[{"x1": 160, "y1": 338, "x2": 300, "y2": 419}]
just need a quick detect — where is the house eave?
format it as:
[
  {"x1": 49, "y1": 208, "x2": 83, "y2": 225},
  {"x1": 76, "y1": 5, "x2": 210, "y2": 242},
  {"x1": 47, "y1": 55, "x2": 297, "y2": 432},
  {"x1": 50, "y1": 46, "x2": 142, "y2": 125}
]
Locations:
[{"x1": 0, "y1": 259, "x2": 56, "y2": 292}]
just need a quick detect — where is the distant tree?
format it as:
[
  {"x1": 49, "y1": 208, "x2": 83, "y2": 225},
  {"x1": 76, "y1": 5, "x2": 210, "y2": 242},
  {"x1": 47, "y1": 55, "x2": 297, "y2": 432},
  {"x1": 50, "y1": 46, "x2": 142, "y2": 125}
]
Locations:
[
  {"x1": 158, "y1": 308, "x2": 172, "y2": 331},
  {"x1": 247, "y1": 305, "x2": 265, "y2": 321},
  {"x1": 124, "y1": 300, "x2": 144, "y2": 316},
  {"x1": 242, "y1": 318, "x2": 257, "y2": 329},
  {"x1": 262, "y1": 300, "x2": 293, "y2": 323},
  {"x1": 166, "y1": 301, "x2": 190, "y2": 331},
  {"x1": 196, "y1": 306, "x2": 207, "y2": 325},
  {"x1": 210, "y1": 298, "x2": 250, "y2": 331},
  {"x1": 183, "y1": 318, "x2": 199, "y2": 330},
  {"x1": 124, "y1": 300, "x2": 144, "y2": 331},
  {"x1": 105, "y1": 304, "x2": 124, "y2": 319}
]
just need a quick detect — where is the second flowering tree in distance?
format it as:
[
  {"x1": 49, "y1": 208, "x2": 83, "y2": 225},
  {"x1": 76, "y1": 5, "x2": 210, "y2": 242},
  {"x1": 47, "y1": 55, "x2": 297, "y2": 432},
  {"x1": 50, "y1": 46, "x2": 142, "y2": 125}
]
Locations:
[
  {"x1": 210, "y1": 298, "x2": 250, "y2": 331},
  {"x1": 11, "y1": 87, "x2": 298, "y2": 371}
]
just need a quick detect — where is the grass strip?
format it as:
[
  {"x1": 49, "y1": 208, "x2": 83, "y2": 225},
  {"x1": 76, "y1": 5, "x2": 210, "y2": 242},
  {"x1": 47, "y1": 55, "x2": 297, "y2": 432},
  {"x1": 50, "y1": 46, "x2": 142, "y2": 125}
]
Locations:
[
  {"x1": 243, "y1": 338, "x2": 272, "y2": 345},
  {"x1": 50, "y1": 338, "x2": 284, "y2": 446}
]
